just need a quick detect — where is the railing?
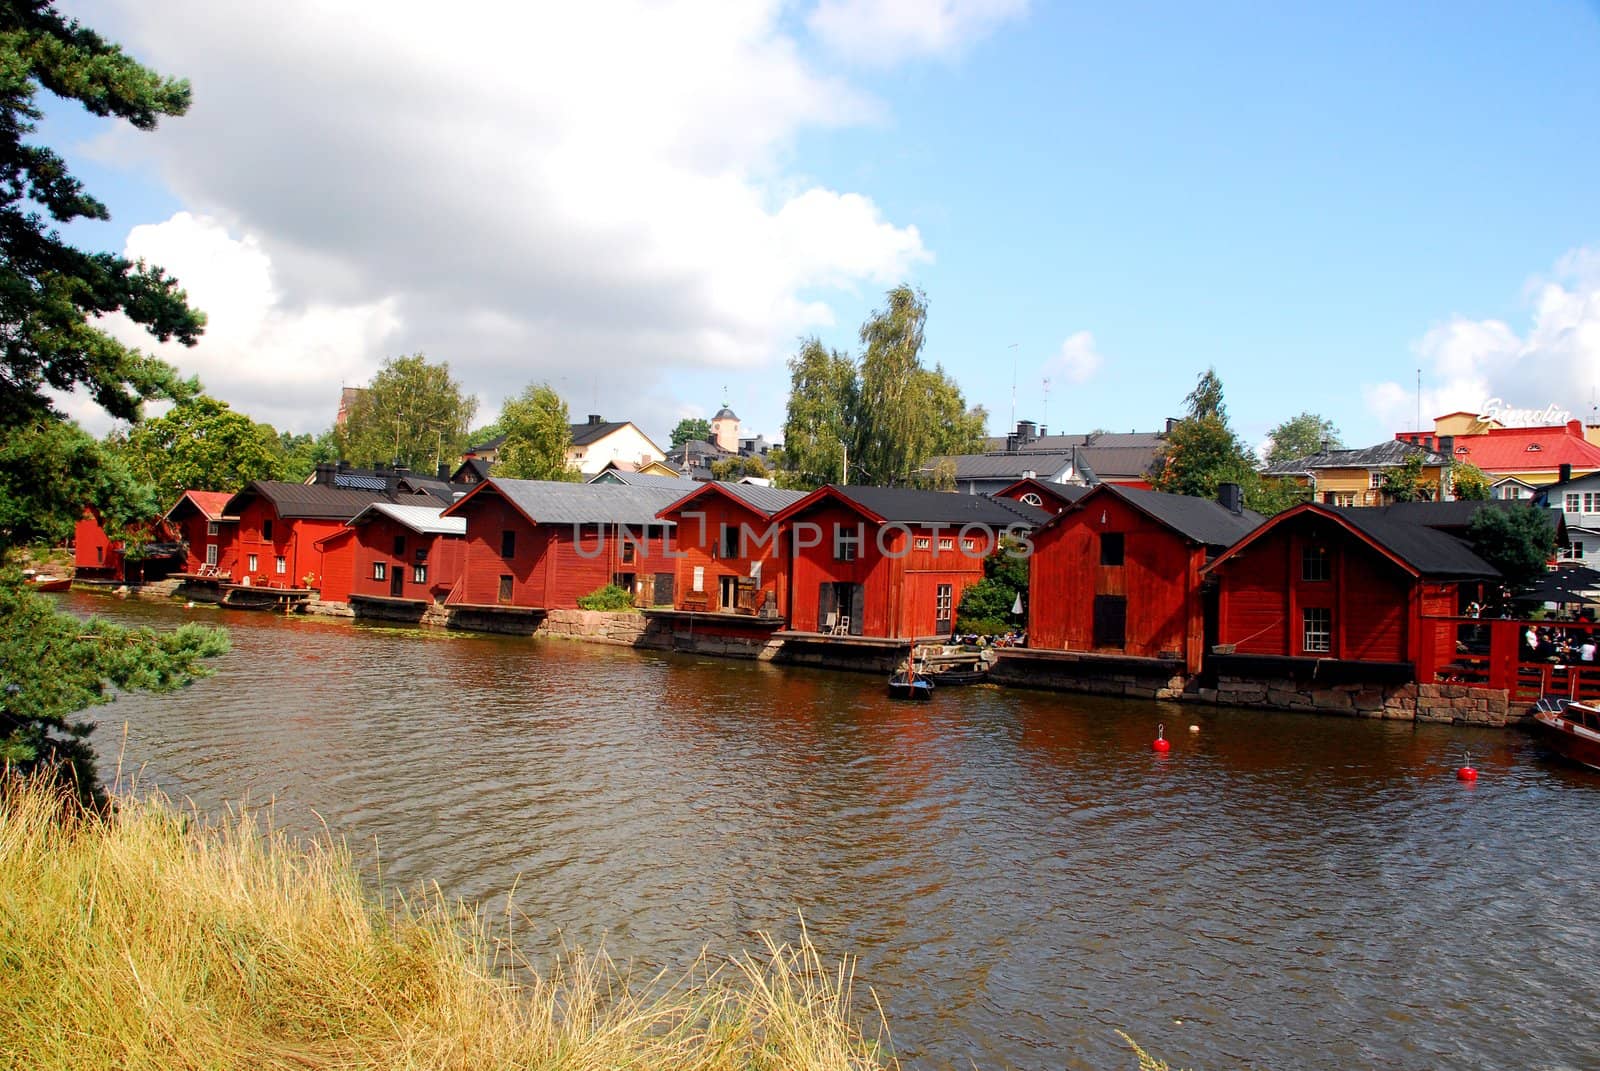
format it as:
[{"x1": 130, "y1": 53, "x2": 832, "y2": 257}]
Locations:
[{"x1": 1423, "y1": 616, "x2": 1600, "y2": 704}]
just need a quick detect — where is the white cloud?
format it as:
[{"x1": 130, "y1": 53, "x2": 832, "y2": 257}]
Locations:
[
  {"x1": 95, "y1": 213, "x2": 400, "y2": 432},
  {"x1": 74, "y1": 0, "x2": 942, "y2": 438},
  {"x1": 1365, "y1": 247, "x2": 1600, "y2": 430},
  {"x1": 1047, "y1": 331, "x2": 1104, "y2": 384},
  {"x1": 808, "y1": 0, "x2": 1029, "y2": 66}
]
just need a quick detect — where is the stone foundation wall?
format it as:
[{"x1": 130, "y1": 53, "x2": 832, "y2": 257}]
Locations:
[
  {"x1": 990, "y1": 651, "x2": 1187, "y2": 700},
  {"x1": 538, "y1": 609, "x2": 647, "y2": 646},
  {"x1": 1205, "y1": 676, "x2": 1512, "y2": 725},
  {"x1": 636, "y1": 619, "x2": 782, "y2": 659}
]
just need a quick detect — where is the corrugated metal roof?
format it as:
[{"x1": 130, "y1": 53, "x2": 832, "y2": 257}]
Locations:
[
  {"x1": 796, "y1": 485, "x2": 1051, "y2": 527},
  {"x1": 1262, "y1": 439, "x2": 1447, "y2": 475},
  {"x1": 586, "y1": 471, "x2": 704, "y2": 490},
  {"x1": 717, "y1": 482, "x2": 810, "y2": 514},
  {"x1": 348, "y1": 502, "x2": 466, "y2": 536},
  {"x1": 1074, "y1": 444, "x2": 1164, "y2": 481},
  {"x1": 473, "y1": 479, "x2": 688, "y2": 526},
  {"x1": 224, "y1": 481, "x2": 412, "y2": 520},
  {"x1": 925, "y1": 452, "x2": 1078, "y2": 480},
  {"x1": 1099, "y1": 485, "x2": 1265, "y2": 547},
  {"x1": 164, "y1": 490, "x2": 236, "y2": 523}
]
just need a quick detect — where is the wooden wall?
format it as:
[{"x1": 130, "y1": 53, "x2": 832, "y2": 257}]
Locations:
[{"x1": 661, "y1": 493, "x2": 787, "y2": 615}]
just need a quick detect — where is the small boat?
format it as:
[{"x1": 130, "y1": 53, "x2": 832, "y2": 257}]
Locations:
[
  {"x1": 22, "y1": 571, "x2": 71, "y2": 592},
  {"x1": 924, "y1": 666, "x2": 989, "y2": 686},
  {"x1": 887, "y1": 671, "x2": 934, "y2": 701},
  {"x1": 1530, "y1": 697, "x2": 1600, "y2": 772}
]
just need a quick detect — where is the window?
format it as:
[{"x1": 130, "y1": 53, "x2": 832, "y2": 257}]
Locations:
[
  {"x1": 692, "y1": 565, "x2": 705, "y2": 592},
  {"x1": 962, "y1": 538, "x2": 977, "y2": 551},
  {"x1": 393, "y1": 535, "x2": 406, "y2": 557},
  {"x1": 622, "y1": 542, "x2": 637, "y2": 564},
  {"x1": 247, "y1": 553, "x2": 258, "y2": 573},
  {"x1": 1302, "y1": 545, "x2": 1330, "y2": 582},
  {"x1": 935, "y1": 584, "x2": 953, "y2": 630},
  {"x1": 204, "y1": 543, "x2": 218, "y2": 567},
  {"x1": 1369, "y1": 472, "x2": 1383, "y2": 489},
  {"x1": 720, "y1": 524, "x2": 740, "y2": 558},
  {"x1": 1567, "y1": 494, "x2": 1581, "y2": 513},
  {"x1": 497, "y1": 574, "x2": 513, "y2": 603},
  {"x1": 1563, "y1": 542, "x2": 1585, "y2": 561},
  {"x1": 415, "y1": 546, "x2": 428, "y2": 562},
  {"x1": 275, "y1": 556, "x2": 286, "y2": 575},
  {"x1": 413, "y1": 564, "x2": 427, "y2": 584},
  {"x1": 262, "y1": 519, "x2": 273, "y2": 540},
  {"x1": 1100, "y1": 533, "x2": 1125, "y2": 566},
  {"x1": 937, "y1": 537, "x2": 954, "y2": 551},
  {"x1": 915, "y1": 537, "x2": 931, "y2": 550},
  {"x1": 1323, "y1": 491, "x2": 1355, "y2": 507},
  {"x1": 1585, "y1": 492, "x2": 1600, "y2": 513},
  {"x1": 206, "y1": 521, "x2": 219, "y2": 536},
  {"x1": 835, "y1": 529, "x2": 860, "y2": 561},
  {"x1": 1303, "y1": 607, "x2": 1331, "y2": 653},
  {"x1": 501, "y1": 530, "x2": 516, "y2": 558},
  {"x1": 373, "y1": 561, "x2": 387, "y2": 580},
  {"x1": 1020, "y1": 492, "x2": 1044, "y2": 507}
]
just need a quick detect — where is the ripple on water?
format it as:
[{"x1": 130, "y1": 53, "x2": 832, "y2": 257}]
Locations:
[{"x1": 71, "y1": 593, "x2": 1600, "y2": 1071}]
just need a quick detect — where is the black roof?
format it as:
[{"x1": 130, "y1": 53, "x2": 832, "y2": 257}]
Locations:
[
  {"x1": 807, "y1": 485, "x2": 1051, "y2": 527},
  {"x1": 1262, "y1": 439, "x2": 1447, "y2": 475},
  {"x1": 1094, "y1": 485, "x2": 1265, "y2": 546},
  {"x1": 224, "y1": 481, "x2": 446, "y2": 521},
  {"x1": 1377, "y1": 498, "x2": 1564, "y2": 539},
  {"x1": 570, "y1": 419, "x2": 632, "y2": 447},
  {"x1": 1327, "y1": 507, "x2": 1500, "y2": 579}
]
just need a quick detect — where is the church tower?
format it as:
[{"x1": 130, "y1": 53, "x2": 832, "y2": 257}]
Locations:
[{"x1": 711, "y1": 402, "x2": 740, "y2": 452}]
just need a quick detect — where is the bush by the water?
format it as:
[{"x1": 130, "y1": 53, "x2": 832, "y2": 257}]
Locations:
[
  {"x1": 575, "y1": 583, "x2": 636, "y2": 611},
  {"x1": 0, "y1": 775, "x2": 894, "y2": 1071}
]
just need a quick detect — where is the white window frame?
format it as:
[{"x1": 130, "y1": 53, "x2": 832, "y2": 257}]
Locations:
[
  {"x1": 204, "y1": 543, "x2": 218, "y2": 567},
  {"x1": 247, "y1": 553, "x2": 258, "y2": 573},
  {"x1": 1369, "y1": 472, "x2": 1384, "y2": 489},
  {"x1": 206, "y1": 520, "x2": 219, "y2": 536},
  {"x1": 1303, "y1": 607, "x2": 1332, "y2": 653},
  {"x1": 373, "y1": 561, "x2": 386, "y2": 581},
  {"x1": 413, "y1": 564, "x2": 427, "y2": 584},
  {"x1": 275, "y1": 556, "x2": 286, "y2": 575},
  {"x1": 1567, "y1": 493, "x2": 1582, "y2": 513},
  {"x1": 692, "y1": 565, "x2": 704, "y2": 592}
]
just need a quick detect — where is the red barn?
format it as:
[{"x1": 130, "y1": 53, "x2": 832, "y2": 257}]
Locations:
[
  {"x1": 655, "y1": 481, "x2": 807, "y2": 617},
  {"x1": 221, "y1": 480, "x2": 407, "y2": 592},
  {"x1": 441, "y1": 479, "x2": 686, "y2": 611},
  {"x1": 768, "y1": 486, "x2": 1048, "y2": 639},
  {"x1": 993, "y1": 478, "x2": 1087, "y2": 518},
  {"x1": 72, "y1": 509, "x2": 183, "y2": 583},
  {"x1": 1027, "y1": 484, "x2": 1263, "y2": 673},
  {"x1": 1205, "y1": 503, "x2": 1498, "y2": 671},
  {"x1": 343, "y1": 502, "x2": 466, "y2": 605},
  {"x1": 163, "y1": 491, "x2": 239, "y2": 577}
]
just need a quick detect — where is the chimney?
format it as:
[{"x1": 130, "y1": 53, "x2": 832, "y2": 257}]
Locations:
[
  {"x1": 337, "y1": 459, "x2": 351, "y2": 473},
  {"x1": 313, "y1": 462, "x2": 335, "y2": 486},
  {"x1": 1040, "y1": 425, "x2": 1048, "y2": 437},
  {"x1": 1560, "y1": 463, "x2": 1573, "y2": 483},
  {"x1": 1319, "y1": 438, "x2": 1329, "y2": 454},
  {"x1": 1570, "y1": 419, "x2": 1584, "y2": 436},
  {"x1": 1217, "y1": 482, "x2": 1243, "y2": 515},
  {"x1": 437, "y1": 462, "x2": 449, "y2": 480},
  {"x1": 1017, "y1": 420, "x2": 1037, "y2": 443},
  {"x1": 1005, "y1": 433, "x2": 1019, "y2": 453},
  {"x1": 1165, "y1": 416, "x2": 1178, "y2": 434},
  {"x1": 587, "y1": 414, "x2": 603, "y2": 425}
]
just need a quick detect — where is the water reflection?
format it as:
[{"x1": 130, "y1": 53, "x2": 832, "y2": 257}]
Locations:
[{"x1": 65, "y1": 592, "x2": 1600, "y2": 1071}]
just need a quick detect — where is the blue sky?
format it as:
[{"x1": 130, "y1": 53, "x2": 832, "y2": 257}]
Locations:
[{"x1": 47, "y1": 1, "x2": 1600, "y2": 453}]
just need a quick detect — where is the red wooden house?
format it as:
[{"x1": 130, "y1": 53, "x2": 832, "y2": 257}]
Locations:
[
  {"x1": 1027, "y1": 484, "x2": 1264, "y2": 673},
  {"x1": 340, "y1": 502, "x2": 466, "y2": 606},
  {"x1": 221, "y1": 480, "x2": 409, "y2": 592},
  {"x1": 163, "y1": 491, "x2": 239, "y2": 577},
  {"x1": 1204, "y1": 503, "x2": 1499, "y2": 674},
  {"x1": 767, "y1": 486, "x2": 1049, "y2": 639},
  {"x1": 72, "y1": 509, "x2": 184, "y2": 583},
  {"x1": 441, "y1": 479, "x2": 687, "y2": 612},
  {"x1": 655, "y1": 481, "x2": 807, "y2": 617},
  {"x1": 993, "y1": 477, "x2": 1087, "y2": 518}
]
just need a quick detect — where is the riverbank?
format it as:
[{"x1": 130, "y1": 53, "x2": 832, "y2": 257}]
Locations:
[{"x1": 0, "y1": 775, "x2": 895, "y2": 1071}]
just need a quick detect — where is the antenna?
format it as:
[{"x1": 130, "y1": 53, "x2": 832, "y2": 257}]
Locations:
[
  {"x1": 1008, "y1": 343, "x2": 1019, "y2": 431},
  {"x1": 1416, "y1": 368, "x2": 1421, "y2": 432},
  {"x1": 1042, "y1": 376, "x2": 1052, "y2": 428}
]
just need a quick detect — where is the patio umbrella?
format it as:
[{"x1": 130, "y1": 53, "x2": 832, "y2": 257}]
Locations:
[{"x1": 1518, "y1": 566, "x2": 1600, "y2": 605}]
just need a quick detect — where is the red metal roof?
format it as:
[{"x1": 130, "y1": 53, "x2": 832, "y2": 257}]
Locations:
[
  {"x1": 164, "y1": 490, "x2": 238, "y2": 523},
  {"x1": 1439, "y1": 422, "x2": 1600, "y2": 474}
]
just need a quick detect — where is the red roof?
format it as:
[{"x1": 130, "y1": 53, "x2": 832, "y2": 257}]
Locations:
[
  {"x1": 164, "y1": 490, "x2": 238, "y2": 523},
  {"x1": 1438, "y1": 421, "x2": 1600, "y2": 474}
]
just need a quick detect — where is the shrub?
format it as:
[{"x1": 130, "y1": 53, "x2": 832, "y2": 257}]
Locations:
[{"x1": 576, "y1": 583, "x2": 636, "y2": 611}]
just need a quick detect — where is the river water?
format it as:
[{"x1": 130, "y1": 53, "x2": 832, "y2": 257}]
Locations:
[{"x1": 63, "y1": 592, "x2": 1600, "y2": 1070}]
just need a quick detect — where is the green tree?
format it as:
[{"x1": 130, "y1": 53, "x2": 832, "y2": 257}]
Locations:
[
  {"x1": 494, "y1": 383, "x2": 578, "y2": 481},
  {"x1": 0, "y1": 420, "x2": 155, "y2": 549},
  {"x1": 1450, "y1": 461, "x2": 1492, "y2": 501},
  {"x1": 1265, "y1": 412, "x2": 1342, "y2": 464},
  {"x1": 276, "y1": 428, "x2": 339, "y2": 483},
  {"x1": 0, "y1": 0, "x2": 204, "y2": 530},
  {"x1": 337, "y1": 354, "x2": 476, "y2": 471},
  {"x1": 778, "y1": 287, "x2": 986, "y2": 489},
  {"x1": 1380, "y1": 454, "x2": 1434, "y2": 503},
  {"x1": 670, "y1": 417, "x2": 713, "y2": 447},
  {"x1": 1151, "y1": 369, "x2": 1257, "y2": 500},
  {"x1": 710, "y1": 455, "x2": 768, "y2": 480},
  {"x1": 109, "y1": 395, "x2": 283, "y2": 504},
  {"x1": 1468, "y1": 503, "x2": 1556, "y2": 592},
  {"x1": 955, "y1": 537, "x2": 1029, "y2": 635},
  {"x1": 0, "y1": 574, "x2": 228, "y2": 808},
  {"x1": 778, "y1": 338, "x2": 856, "y2": 489}
]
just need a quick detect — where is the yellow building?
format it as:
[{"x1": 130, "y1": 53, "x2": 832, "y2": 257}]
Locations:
[{"x1": 1261, "y1": 441, "x2": 1449, "y2": 506}]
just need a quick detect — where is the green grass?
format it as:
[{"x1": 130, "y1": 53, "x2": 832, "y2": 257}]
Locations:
[{"x1": 0, "y1": 776, "x2": 894, "y2": 1071}]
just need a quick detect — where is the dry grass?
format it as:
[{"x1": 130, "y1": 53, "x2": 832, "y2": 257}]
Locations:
[{"x1": 0, "y1": 776, "x2": 895, "y2": 1071}]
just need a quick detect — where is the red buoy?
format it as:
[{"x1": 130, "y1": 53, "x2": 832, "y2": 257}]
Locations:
[
  {"x1": 1152, "y1": 724, "x2": 1171, "y2": 753},
  {"x1": 1457, "y1": 765, "x2": 1478, "y2": 782}
]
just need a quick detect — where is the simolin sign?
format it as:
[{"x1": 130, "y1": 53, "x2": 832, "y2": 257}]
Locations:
[{"x1": 1477, "y1": 398, "x2": 1572, "y2": 427}]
